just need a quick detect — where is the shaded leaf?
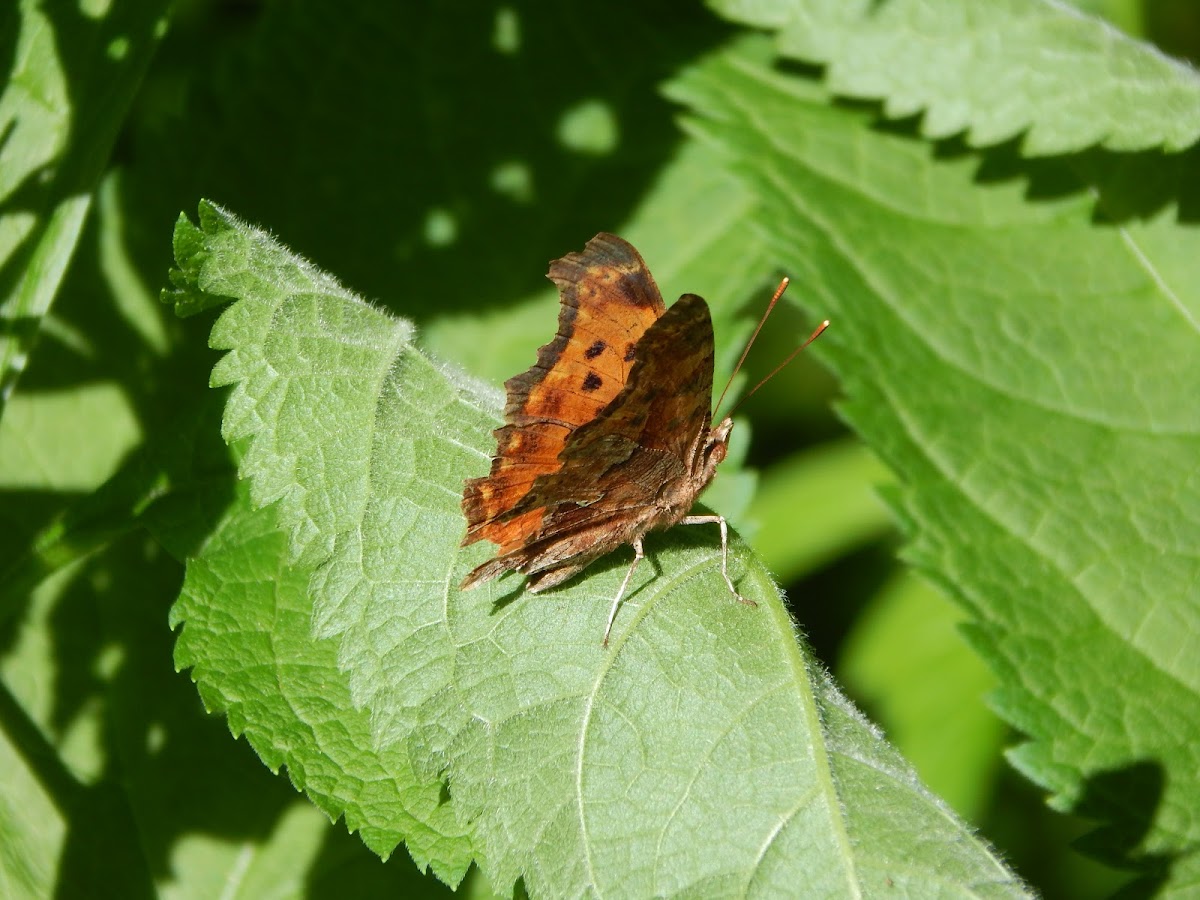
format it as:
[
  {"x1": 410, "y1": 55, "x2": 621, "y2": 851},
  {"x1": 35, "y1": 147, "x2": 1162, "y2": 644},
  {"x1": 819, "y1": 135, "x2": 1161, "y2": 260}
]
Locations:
[{"x1": 0, "y1": 0, "x2": 170, "y2": 402}]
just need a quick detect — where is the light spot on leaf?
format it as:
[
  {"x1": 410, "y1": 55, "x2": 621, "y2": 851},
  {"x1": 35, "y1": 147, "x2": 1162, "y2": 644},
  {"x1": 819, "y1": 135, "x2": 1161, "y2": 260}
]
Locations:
[
  {"x1": 146, "y1": 722, "x2": 167, "y2": 755},
  {"x1": 492, "y1": 7, "x2": 520, "y2": 55},
  {"x1": 107, "y1": 35, "x2": 130, "y2": 60},
  {"x1": 95, "y1": 643, "x2": 124, "y2": 680},
  {"x1": 424, "y1": 207, "x2": 458, "y2": 247},
  {"x1": 79, "y1": 0, "x2": 112, "y2": 19},
  {"x1": 490, "y1": 160, "x2": 534, "y2": 203},
  {"x1": 556, "y1": 99, "x2": 618, "y2": 156}
]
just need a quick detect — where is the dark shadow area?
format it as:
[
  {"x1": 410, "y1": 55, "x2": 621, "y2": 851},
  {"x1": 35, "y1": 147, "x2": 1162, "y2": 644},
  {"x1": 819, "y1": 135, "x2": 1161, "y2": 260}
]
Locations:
[
  {"x1": 116, "y1": 0, "x2": 734, "y2": 326},
  {"x1": 974, "y1": 138, "x2": 1199, "y2": 227},
  {"x1": 489, "y1": 579, "x2": 527, "y2": 615},
  {"x1": 487, "y1": 541, "x2": 653, "y2": 618},
  {"x1": 2, "y1": 127, "x2": 238, "y2": 619},
  {"x1": 1145, "y1": 0, "x2": 1200, "y2": 65},
  {"x1": 980, "y1": 760, "x2": 1128, "y2": 899},
  {"x1": 947, "y1": 134, "x2": 1093, "y2": 204},
  {"x1": 1073, "y1": 761, "x2": 1174, "y2": 898},
  {"x1": 857, "y1": 112, "x2": 1199, "y2": 228},
  {"x1": 43, "y1": 399, "x2": 236, "y2": 734},
  {"x1": 0, "y1": 318, "x2": 237, "y2": 639},
  {"x1": 0, "y1": 679, "x2": 156, "y2": 899},
  {"x1": 1084, "y1": 145, "x2": 1200, "y2": 226},
  {"x1": 774, "y1": 56, "x2": 827, "y2": 83},
  {"x1": 787, "y1": 541, "x2": 896, "y2": 672},
  {"x1": 0, "y1": 488, "x2": 88, "y2": 642},
  {"x1": 0, "y1": 1, "x2": 18, "y2": 93},
  {"x1": 735, "y1": 298, "x2": 846, "y2": 471},
  {"x1": 0, "y1": 200, "x2": 242, "y2": 885},
  {"x1": 306, "y1": 825, "x2": 462, "y2": 899}
]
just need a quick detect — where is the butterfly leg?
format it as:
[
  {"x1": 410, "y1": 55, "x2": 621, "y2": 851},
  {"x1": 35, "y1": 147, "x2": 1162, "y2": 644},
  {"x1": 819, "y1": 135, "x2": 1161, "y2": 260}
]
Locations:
[
  {"x1": 603, "y1": 537, "x2": 644, "y2": 647},
  {"x1": 679, "y1": 515, "x2": 756, "y2": 607}
]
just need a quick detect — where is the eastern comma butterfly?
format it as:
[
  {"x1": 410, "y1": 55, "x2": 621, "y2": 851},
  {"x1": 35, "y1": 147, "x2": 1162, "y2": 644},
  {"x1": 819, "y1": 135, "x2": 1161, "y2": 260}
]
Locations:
[{"x1": 460, "y1": 233, "x2": 826, "y2": 644}]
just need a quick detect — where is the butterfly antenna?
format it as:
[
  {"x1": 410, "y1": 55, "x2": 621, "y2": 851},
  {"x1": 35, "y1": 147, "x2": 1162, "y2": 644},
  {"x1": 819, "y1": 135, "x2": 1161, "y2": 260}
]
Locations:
[
  {"x1": 713, "y1": 276, "x2": 792, "y2": 418},
  {"x1": 726, "y1": 318, "x2": 829, "y2": 420},
  {"x1": 710, "y1": 278, "x2": 825, "y2": 422}
]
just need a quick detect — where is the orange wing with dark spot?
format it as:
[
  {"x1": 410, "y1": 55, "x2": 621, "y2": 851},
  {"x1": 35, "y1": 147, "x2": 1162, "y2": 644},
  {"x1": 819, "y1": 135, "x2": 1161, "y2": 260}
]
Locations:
[
  {"x1": 461, "y1": 233, "x2": 666, "y2": 562},
  {"x1": 460, "y1": 292, "x2": 720, "y2": 594}
]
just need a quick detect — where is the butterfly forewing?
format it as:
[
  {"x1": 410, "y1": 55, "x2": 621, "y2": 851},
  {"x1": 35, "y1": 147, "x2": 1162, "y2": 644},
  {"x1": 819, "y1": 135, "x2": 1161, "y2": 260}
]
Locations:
[
  {"x1": 462, "y1": 233, "x2": 667, "y2": 555},
  {"x1": 567, "y1": 293, "x2": 716, "y2": 463},
  {"x1": 462, "y1": 292, "x2": 720, "y2": 589}
]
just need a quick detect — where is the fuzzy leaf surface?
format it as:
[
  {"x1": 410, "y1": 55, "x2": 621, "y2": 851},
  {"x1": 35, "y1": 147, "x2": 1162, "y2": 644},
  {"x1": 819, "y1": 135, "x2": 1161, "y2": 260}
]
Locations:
[{"x1": 163, "y1": 201, "x2": 1028, "y2": 896}]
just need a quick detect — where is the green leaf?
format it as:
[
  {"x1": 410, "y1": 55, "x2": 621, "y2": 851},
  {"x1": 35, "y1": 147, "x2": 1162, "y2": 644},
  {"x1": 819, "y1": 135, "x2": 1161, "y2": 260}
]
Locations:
[
  {"x1": 11, "y1": 1, "x2": 1193, "y2": 892},
  {"x1": 709, "y1": 0, "x2": 1200, "y2": 155},
  {"x1": 0, "y1": 502, "x2": 458, "y2": 900},
  {"x1": 164, "y1": 201, "x2": 1027, "y2": 896},
  {"x1": 670, "y1": 33, "x2": 1200, "y2": 887},
  {"x1": 0, "y1": 0, "x2": 170, "y2": 403},
  {"x1": 170, "y1": 485, "x2": 475, "y2": 884},
  {"x1": 0, "y1": 559, "x2": 158, "y2": 900}
]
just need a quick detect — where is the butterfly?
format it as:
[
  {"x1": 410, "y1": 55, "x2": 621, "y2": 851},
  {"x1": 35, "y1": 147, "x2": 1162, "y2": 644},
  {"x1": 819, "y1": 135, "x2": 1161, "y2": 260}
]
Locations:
[{"x1": 459, "y1": 233, "x2": 826, "y2": 644}]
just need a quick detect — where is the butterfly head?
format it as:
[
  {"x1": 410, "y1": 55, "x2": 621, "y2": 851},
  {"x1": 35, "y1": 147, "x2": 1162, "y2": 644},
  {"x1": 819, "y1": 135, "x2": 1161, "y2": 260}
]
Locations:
[{"x1": 700, "y1": 416, "x2": 735, "y2": 477}]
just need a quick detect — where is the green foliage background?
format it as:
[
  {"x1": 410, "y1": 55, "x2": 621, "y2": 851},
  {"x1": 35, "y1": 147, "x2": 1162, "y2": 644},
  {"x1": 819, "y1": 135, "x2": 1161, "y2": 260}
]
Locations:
[{"x1": 2, "y1": 1, "x2": 1198, "y2": 897}]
